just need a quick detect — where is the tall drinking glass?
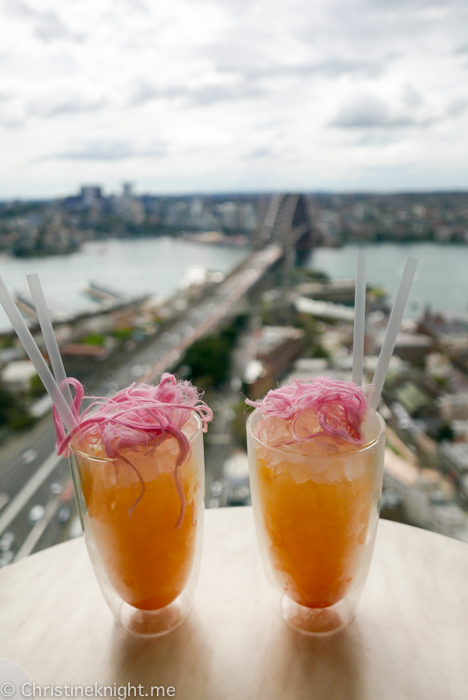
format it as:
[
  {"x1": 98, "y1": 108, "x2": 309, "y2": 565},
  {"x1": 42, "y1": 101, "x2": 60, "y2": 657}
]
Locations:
[
  {"x1": 247, "y1": 409, "x2": 385, "y2": 636},
  {"x1": 69, "y1": 413, "x2": 205, "y2": 637}
]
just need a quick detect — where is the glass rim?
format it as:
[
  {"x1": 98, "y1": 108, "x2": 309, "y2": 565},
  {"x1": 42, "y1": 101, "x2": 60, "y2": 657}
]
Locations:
[
  {"x1": 246, "y1": 407, "x2": 385, "y2": 457},
  {"x1": 69, "y1": 411, "x2": 202, "y2": 463}
]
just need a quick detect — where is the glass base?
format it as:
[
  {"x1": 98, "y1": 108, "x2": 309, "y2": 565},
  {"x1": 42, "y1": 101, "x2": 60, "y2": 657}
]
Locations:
[
  {"x1": 278, "y1": 592, "x2": 357, "y2": 636},
  {"x1": 111, "y1": 590, "x2": 192, "y2": 638}
]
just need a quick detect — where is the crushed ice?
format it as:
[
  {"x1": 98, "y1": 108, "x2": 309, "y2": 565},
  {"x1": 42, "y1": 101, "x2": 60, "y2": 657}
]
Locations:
[{"x1": 247, "y1": 376, "x2": 366, "y2": 447}]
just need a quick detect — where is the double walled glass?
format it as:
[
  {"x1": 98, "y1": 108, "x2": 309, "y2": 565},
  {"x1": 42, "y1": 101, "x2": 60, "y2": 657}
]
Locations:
[
  {"x1": 69, "y1": 415, "x2": 205, "y2": 637},
  {"x1": 247, "y1": 410, "x2": 385, "y2": 636}
]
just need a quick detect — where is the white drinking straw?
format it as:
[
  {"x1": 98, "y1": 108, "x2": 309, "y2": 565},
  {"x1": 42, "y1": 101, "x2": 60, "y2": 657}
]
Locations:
[
  {"x1": 26, "y1": 273, "x2": 74, "y2": 410},
  {"x1": 366, "y1": 256, "x2": 418, "y2": 417},
  {"x1": 352, "y1": 250, "x2": 366, "y2": 387},
  {"x1": 0, "y1": 277, "x2": 77, "y2": 432}
]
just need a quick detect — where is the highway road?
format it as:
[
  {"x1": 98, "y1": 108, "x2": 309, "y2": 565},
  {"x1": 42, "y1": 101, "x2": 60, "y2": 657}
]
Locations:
[{"x1": 0, "y1": 244, "x2": 282, "y2": 566}]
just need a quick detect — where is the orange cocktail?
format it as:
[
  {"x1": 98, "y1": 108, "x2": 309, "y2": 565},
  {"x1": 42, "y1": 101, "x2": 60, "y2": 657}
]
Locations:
[
  {"x1": 246, "y1": 378, "x2": 385, "y2": 635},
  {"x1": 71, "y1": 415, "x2": 203, "y2": 612},
  {"x1": 64, "y1": 374, "x2": 211, "y2": 636}
]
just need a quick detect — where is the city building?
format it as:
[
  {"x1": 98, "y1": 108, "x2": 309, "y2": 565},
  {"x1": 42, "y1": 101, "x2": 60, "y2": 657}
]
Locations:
[{"x1": 244, "y1": 326, "x2": 304, "y2": 399}]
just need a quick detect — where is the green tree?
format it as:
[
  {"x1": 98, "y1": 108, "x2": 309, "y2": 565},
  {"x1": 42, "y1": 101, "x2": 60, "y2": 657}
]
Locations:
[
  {"x1": 0, "y1": 384, "x2": 34, "y2": 431},
  {"x1": 0, "y1": 386, "x2": 15, "y2": 429},
  {"x1": 83, "y1": 334, "x2": 105, "y2": 346},
  {"x1": 181, "y1": 335, "x2": 231, "y2": 388},
  {"x1": 112, "y1": 328, "x2": 133, "y2": 342},
  {"x1": 437, "y1": 424, "x2": 454, "y2": 443},
  {"x1": 178, "y1": 314, "x2": 248, "y2": 389},
  {"x1": 29, "y1": 373, "x2": 45, "y2": 399}
]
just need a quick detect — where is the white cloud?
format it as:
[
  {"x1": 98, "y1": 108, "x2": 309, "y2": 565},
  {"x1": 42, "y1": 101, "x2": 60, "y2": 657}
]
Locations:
[
  {"x1": 330, "y1": 91, "x2": 438, "y2": 129},
  {"x1": 46, "y1": 139, "x2": 167, "y2": 161},
  {"x1": 1, "y1": 0, "x2": 468, "y2": 197}
]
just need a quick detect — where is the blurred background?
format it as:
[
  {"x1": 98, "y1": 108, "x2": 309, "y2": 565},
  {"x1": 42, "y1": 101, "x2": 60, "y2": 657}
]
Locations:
[{"x1": 1, "y1": 0, "x2": 468, "y2": 565}]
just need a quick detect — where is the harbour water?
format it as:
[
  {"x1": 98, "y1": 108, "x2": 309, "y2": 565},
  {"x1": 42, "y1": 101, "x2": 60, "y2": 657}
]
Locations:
[
  {"x1": 310, "y1": 242, "x2": 468, "y2": 317},
  {"x1": 1, "y1": 238, "x2": 467, "y2": 332},
  {"x1": 0, "y1": 237, "x2": 250, "y2": 332}
]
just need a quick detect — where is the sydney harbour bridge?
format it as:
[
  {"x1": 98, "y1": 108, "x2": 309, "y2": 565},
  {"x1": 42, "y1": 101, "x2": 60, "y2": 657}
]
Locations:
[{"x1": 253, "y1": 193, "x2": 318, "y2": 261}]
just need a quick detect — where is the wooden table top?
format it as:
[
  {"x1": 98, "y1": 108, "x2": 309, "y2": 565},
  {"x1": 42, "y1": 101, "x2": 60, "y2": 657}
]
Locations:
[{"x1": 1, "y1": 507, "x2": 467, "y2": 700}]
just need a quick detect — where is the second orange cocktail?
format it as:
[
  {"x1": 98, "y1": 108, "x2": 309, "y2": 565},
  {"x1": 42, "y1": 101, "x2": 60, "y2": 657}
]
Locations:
[{"x1": 246, "y1": 376, "x2": 386, "y2": 634}]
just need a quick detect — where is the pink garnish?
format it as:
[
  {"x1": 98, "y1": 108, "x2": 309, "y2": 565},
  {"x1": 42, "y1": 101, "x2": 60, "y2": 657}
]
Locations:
[
  {"x1": 246, "y1": 376, "x2": 366, "y2": 446},
  {"x1": 53, "y1": 374, "x2": 213, "y2": 525}
]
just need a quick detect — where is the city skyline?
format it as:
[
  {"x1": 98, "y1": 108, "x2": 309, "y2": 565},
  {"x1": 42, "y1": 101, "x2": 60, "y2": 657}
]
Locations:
[{"x1": 1, "y1": 0, "x2": 468, "y2": 199}]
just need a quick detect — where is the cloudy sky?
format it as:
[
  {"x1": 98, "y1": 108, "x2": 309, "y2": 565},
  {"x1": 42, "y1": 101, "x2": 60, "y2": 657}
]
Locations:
[{"x1": 1, "y1": 0, "x2": 468, "y2": 199}]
